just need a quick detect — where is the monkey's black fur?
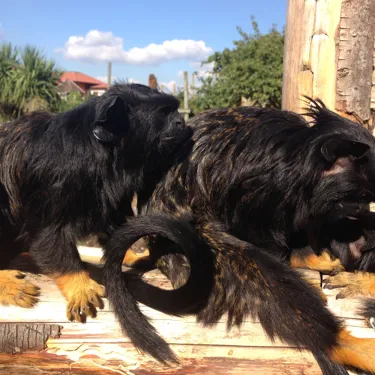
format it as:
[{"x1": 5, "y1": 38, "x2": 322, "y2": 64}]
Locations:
[
  {"x1": 104, "y1": 100, "x2": 375, "y2": 374},
  {"x1": 0, "y1": 82, "x2": 193, "y2": 320},
  {"x1": 317, "y1": 211, "x2": 375, "y2": 325},
  {"x1": 359, "y1": 299, "x2": 375, "y2": 325},
  {"x1": 102, "y1": 212, "x2": 213, "y2": 363}
]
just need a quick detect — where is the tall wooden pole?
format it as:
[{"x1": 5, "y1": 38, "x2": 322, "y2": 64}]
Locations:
[
  {"x1": 183, "y1": 71, "x2": 189, "y2": 122},
  {"x1": 282, "y1": 0, "x2": 342, "y2": 114},
  {"x1": 335, "y1": 0, "x2": 375, "y2": 123},
  {"x1": 107, "y1": 62, "x2": 112, "y2": 88},
  {"x1": 191, "y1": 73, "x2": 196, "y2": 97},
  {"x1": 148, "y1": 74, "x2": 158, "y2": 89},
  {"x1": 282, "y1": 0, "x2": 375, "y2": 124}
]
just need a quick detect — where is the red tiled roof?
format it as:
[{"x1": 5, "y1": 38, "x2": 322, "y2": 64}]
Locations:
[
  {"x1": 60, "y1": 72, "x2": 107, "y2": 87},
  {"x1": 57, "y1": 79, "x2": 86, "y2": 94},
  {"x1": 91, "y1": 83, "x2": 108, "y2": 90}
]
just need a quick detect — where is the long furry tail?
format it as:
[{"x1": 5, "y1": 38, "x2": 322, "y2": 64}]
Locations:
[
  {"x1": 130, "y1": 220, "x2": 375, "y2": 374},
  {"x1": 199, "y1": 223, "x2": 375, "y2": 375},
  {"x1": 102, "y1": 212, "x2": 209, "y2": 364}
]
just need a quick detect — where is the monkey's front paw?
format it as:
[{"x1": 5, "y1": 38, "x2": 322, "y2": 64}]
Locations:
[
  {"x1": 55, "y1": 271, "x2": 105, "y2": 323},
  {"x1": 323, "y1": 272, "x2": 375, "y2": 300},
  {"x1": 0, "y1": 270, "x2": 40, "y2": 308}
]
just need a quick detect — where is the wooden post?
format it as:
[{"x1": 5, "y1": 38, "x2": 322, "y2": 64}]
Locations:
[
  {"x1": 282, "y1": 0, "x2": 342, "y2": 114},
  {"x1": 148, "y1": 74, "x2": 158, "y2": 89},
  {"x1": 191, "y1": 72, "x2": 196, "y2": 97},
  {"x1": 372, "y1": 36, "x2": 375, "y2": 111},
  {"x1": 183, "y1": 71, "x2": 189, "y2": 122},
  {"x1": 336, "y1": 0, "x2": 375, "y2": 124},
  {"x1": 282, "y1": 0, "x2": 375, "y2": 124},
  {"x1": 107, "y1": 62, "x2": 112, "y2": 88}
]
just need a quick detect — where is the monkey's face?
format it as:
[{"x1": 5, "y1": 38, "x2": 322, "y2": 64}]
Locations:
[
  {"x1": 131, "y1": 98, "x2": 193, "y2": 162},
  {"x1": 92, "y1": 83, "x2": 193, "y2": 160}
]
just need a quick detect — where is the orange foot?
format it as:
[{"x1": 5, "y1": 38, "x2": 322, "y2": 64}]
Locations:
[
  {"x1": 55, "y1": 271, "x2": 105, "y2": 323},
  {"x1": 122, "y1": 247, "x2": 150, "y2": 267},
  {"x1": 0, "y1": 270, "x2": 40, "y2": 308},
  {"x1": 330, "y1": 329, "x2": 375, "y2": 373},
  {"x1": 290, "y1": 250, "x2": 344, "y2": 275},
  {"x1": 323, "y1": 272, "x2": 375, "y2": 299}
]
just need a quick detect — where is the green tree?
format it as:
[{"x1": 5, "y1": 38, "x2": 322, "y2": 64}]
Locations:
[
  {"x1": 0, "y1": 44, "x2": 62, "y2": 121},
  {"x1": 195, "y1": 18, "x2": 284, "y2": 111},
  {"x1": 56, "y1": 92, "x2": 90, "y2": 113},
  {"x1": 12, "y1": 46, "x2": 62, "y2": 114},
  {"x1": 0, "y1": 43, "x2": 19, "y2": 120}
]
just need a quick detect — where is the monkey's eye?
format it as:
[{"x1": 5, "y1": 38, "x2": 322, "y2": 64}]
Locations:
[{"x1": 174, "y1": 118, "x2": 184, "y2": 127}]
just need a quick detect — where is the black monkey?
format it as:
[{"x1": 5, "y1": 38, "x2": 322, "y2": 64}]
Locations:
[
  {"x1": 104, "y1": 100, "x2": 375, "y2": 374},
  {"x1": 0, "y1": 82, "x2": 193, "y2": 325}
]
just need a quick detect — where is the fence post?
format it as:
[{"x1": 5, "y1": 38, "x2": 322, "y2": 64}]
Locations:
[
  {"x1": 183, "y1": 71, "x2": 189, "y2": 122},
  {"x1": 107, "y1": 62, "x2": 112, "y2": 88}
]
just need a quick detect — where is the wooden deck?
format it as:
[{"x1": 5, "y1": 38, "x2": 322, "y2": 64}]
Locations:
[{"x1": 0, "y1": 248, "x2": 374, "y2": 375}]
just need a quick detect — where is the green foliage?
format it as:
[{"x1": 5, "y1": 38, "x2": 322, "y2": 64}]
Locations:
[
  {"x1": 0, "y1": 43, "x2": 19, "y2": 121},
  {"x1": 195, "y1": 18, "x2": 284, "y2": 111},
  {"x1": 0, "y1": 43, "x2": 62, "y2": 122},
  {"x1": 56, "y1": 92, "x2": 91, "y2": 113},
  {"x1": 175, "y1": 90, "x2": 184, "y2": 105}
]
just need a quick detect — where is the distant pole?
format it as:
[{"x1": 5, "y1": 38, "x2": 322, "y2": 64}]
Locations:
[
  {"x1": 173, "y1": 82, "x2": 177, "y2": 96},
  {"x1": 183, "y1": 71, "x2": 189, "y2": 122},
  {"x1": 148, "y1": 74, "x2": 158, "y2": 89},
  {"x1": 191, "y1": 73, "x2": 196, "y2": 97},
  {"x1": 107, "y1": 62, "x2": 112, "y2": 88}
]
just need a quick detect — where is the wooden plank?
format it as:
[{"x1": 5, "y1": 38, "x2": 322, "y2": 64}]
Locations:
[
  {"x1": 46, "y1": 320, "x2": 290, "y2": 348},
  {"x1": 0, "y1": 344, "x2": 363, "y2": 375},
  {"x1": 0, "y1": 289, "x2": 367, "y2": 324},
  {"x1": 336, "y1": 0, "x2": 375, "y2": 121},
  {"x1": 0, "y1": 347, "x2": 324, "y2": 375},
  {"x1": 0, "y1": 268, "x2": 369, "y2": 323},
  {"x1": 0, "y1": 272, "x2": 373, "y2": 350},
  {"x1": 0, "y1": 323, "x2": 61, "y2": 354},
  {"x1": 0, "y1": 265, "x2": 373, "y2": 374}
]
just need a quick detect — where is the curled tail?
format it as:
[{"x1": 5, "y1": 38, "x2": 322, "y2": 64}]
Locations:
[
  {"x1": 130, "y1": 221, "x2": 375, "y2": 374},
  {"x1": 102, "y1": 212, "x2": 209, "y2": 364}
]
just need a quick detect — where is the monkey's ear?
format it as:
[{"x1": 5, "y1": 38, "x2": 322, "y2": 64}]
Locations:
[
  {"x1": 321, "y1": 138, "x2": 370, "y2": 162},
  {"x1": 92, "y1": 96, "x2": 129, "y2": 144}
]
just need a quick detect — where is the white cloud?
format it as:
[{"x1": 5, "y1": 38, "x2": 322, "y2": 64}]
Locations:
[
  {"x1": 127, "y1": 78, "x2": 141, "y2": 84},
  {"x1": 96, "y1": 75, "x2": 116, "y2": 84},
  {"x1": 177, "y1": 61, "x2": 214, "y2": 86},
  {"x1": 190, "y1": 61, "x2": 215, "y2": 79},
  {"x1": 96, "y1": 76, "x2": 141, "y2": 84},
  {"x1": 57, "y1": 30, "x2": 213, "y2": 66},
  {"x1": 160, "y1": 80, "x2": 177, "y2": 93}
]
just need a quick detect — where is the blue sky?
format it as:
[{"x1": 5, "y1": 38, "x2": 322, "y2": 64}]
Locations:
[{"x1": 1, "y1": 0, "x2": 287, "y2": 91}]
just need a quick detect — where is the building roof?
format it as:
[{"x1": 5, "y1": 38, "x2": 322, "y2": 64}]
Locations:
[
  {"x1": 91, "y1": 83, "x2": 108, "y2": 90},
  {"x1": 57, "y1": 79, "x2": 86, "y2": 94},
  {"x1": 60, "y1": 72, "x2": 107, "y2": 88}
]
